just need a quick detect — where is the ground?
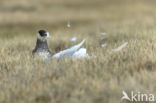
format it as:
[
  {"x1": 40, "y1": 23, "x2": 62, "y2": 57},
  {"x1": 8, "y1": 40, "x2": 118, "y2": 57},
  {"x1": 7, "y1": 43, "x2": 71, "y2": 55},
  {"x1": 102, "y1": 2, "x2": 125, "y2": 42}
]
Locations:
[{"x1": 0, "y1": 0, "x2": 156, "y2": 103}]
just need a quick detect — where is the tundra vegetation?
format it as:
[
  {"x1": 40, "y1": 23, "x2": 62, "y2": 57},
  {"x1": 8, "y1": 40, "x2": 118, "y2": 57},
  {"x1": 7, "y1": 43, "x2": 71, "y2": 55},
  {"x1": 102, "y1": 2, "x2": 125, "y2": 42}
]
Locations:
[{"x1": 0, "y1": 0, "x2": 155, "y2": 103}]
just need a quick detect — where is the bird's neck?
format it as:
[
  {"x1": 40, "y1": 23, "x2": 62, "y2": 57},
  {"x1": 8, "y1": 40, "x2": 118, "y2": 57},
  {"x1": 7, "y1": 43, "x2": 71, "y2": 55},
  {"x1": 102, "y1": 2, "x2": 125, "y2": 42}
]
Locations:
[{"x1": 35, "y1": 38, "x2": 49, "y2": 50}]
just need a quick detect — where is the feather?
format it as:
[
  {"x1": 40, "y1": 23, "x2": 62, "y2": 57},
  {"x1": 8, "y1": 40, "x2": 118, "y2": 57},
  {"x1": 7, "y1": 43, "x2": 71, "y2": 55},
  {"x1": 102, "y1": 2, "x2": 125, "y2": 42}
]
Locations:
[
  {"x1": 52, "y1": 40, "x2": 85, "y2": 59},
  {"x1": 72, "y1": 48, "x2": 89, "y2": 59},
  {"x1": 112, "y1": 42, "x2": 128, "y2": 52},
  {"x1": 101, "y1": 43, "x2": 107, "y2": 47},
  {"x1": 71, "y1": 37, "x2": 77, "y2": 42}
]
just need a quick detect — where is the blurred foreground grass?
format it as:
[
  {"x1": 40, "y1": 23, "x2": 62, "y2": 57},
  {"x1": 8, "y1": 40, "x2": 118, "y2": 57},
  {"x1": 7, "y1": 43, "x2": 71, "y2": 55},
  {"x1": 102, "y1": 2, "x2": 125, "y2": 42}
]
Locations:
[{"x1": 0, "y1": 0, "x2": 156, "y2": 103}]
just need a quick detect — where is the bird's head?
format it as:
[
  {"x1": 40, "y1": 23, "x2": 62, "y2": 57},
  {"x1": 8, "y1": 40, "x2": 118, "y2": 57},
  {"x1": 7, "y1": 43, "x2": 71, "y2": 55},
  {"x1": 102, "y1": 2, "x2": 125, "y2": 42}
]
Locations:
[{"x1": 38, "y1": 30, "x2": 50, "y2": 40}]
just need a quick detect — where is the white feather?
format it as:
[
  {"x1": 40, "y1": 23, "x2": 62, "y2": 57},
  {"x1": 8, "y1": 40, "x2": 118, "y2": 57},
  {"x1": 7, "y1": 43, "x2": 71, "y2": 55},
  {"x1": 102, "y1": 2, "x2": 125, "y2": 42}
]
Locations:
[
  {"x1": 112, "y1": 42, "x2": 128, "y2": 52},
  {"x1": 72, "y1": 48, "x2": 89, "y2": 59},
  {"x1": 67, "y1": 21, "x2": 71, "y2": 28},
  {"x1": 101, "y1": 43, "x2": 107, "y2": 47},
  {"x1": 101, "y1": 32, "x2": 107, "y2": 36},
  {"x1": 71, "y1": 37, "x2": 77, "y2": 42},
  {"x1": 52, "y1": 40, "x2": 85, "y2": 59}
]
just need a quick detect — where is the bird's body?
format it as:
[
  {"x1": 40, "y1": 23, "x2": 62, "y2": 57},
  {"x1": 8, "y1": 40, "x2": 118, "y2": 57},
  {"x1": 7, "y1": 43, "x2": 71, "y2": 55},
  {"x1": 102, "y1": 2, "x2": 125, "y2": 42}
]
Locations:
[
  {"x1": 32, "y1": 30, "x2": 88, "y2": 60},
  {"x1": 32, "y1": 38, "x2": 52, "y2": 60}
]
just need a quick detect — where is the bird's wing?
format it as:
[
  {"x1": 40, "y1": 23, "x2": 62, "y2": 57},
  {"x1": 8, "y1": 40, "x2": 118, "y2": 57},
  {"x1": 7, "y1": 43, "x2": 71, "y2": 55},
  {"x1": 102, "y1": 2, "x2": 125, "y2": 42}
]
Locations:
[{"x1": 52, "y1": 40, "x2": 85, "y2": 59}]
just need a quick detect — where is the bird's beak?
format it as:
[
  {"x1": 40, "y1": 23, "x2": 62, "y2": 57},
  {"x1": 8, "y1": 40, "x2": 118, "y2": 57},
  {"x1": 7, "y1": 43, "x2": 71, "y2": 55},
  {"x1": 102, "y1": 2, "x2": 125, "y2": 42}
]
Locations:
[{"x1": 46, "y1": 32, "x2": 50, "y2": 38}]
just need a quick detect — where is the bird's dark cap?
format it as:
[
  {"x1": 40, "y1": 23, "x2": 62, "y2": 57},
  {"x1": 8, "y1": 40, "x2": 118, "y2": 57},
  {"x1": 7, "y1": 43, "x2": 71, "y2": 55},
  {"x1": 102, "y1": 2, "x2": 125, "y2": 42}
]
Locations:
[{"x1": 38, "y1": 30, "x2": 47, "y2": 37}]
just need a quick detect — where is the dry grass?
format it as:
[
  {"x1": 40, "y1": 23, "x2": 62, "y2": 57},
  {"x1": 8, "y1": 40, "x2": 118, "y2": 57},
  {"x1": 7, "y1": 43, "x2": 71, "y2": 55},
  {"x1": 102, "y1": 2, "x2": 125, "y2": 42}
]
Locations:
[{"x1": 0, "y1": 0, "x2": 156, "y2": 103}]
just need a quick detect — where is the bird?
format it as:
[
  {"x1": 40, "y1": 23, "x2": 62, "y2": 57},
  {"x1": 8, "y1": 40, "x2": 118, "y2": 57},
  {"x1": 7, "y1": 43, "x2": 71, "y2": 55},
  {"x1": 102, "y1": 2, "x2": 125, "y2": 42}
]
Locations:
[
  {"x1": 32, "y1": 30, "x2": 89, "y2": 60},
  {"x1": 32, "y1": 30, "x2": 52, "y2": 60}
]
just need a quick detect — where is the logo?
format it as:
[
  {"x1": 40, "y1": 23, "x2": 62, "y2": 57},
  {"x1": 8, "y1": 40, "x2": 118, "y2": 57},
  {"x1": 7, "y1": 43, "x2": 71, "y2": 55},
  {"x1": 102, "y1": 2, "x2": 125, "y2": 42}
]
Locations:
[{"x1": 121, "y1": 91, "x2": 155, "y2": 102}]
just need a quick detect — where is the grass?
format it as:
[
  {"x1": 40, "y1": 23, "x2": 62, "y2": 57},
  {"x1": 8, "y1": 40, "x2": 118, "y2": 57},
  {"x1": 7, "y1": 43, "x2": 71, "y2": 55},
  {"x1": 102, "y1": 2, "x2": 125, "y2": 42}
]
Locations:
[{"x1": 0, "y1": 0, "x2": 156, "y2": 103}]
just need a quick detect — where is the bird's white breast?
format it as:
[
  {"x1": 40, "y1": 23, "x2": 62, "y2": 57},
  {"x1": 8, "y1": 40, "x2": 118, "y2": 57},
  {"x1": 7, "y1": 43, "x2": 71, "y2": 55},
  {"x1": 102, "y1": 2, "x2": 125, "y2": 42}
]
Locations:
[{"x1": 38, "y1": 51, "x2": 50, "y2": 60}]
